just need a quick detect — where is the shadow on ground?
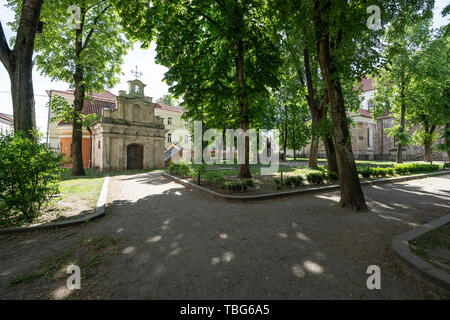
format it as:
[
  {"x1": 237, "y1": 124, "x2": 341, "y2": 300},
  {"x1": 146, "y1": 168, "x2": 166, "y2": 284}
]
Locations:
[{"x1": 0, "y1": 173, "x2": 449, "y2": 300}]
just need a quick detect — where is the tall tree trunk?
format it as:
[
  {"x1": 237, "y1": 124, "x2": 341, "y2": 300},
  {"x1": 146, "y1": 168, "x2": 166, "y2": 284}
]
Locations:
[
  {"x1": 71, "y1": 27, "x2": 86, "y2": 176},
  {"x1": 323, "y1": 135, "x2": 338, "y2": 173},
  {"x1": 0, "y1": 0, "x2": 43, "y2": 137},
  {"x1": 446, "y1": 123, "x2": 450, "y2": 161},
  {"x1": 424, "y1": 142, "x2": 432, "y2": 163},
  {"x1": 397, "y1": 80, "x2": 406, "y2": 163},
  {"x1": 424, "y1": 125, "x2": 436, "y2": 163},
  {"x1": 309, "y1": 117, "x2": 319, "y2": 168},
  {"x1": 282, "y1": 107, "x2": 288, "y2": 161},
  {"x1": 302, "y1": 48, "x2": 339, "y2": 170},
  {"x1": 292, "y1": 119, "x2": 296, "y2": 161},
  {"x1": 234, "y1": 40, "x2": 251, "y2": 178},
  {"x1": 313, "y1": 0, "x2": 367, "y2": 211},
  {"x1": 302, "y1": 49, "x2": 319, "y2": 168},
  {"x1": 319, "y1": 92, "x2": 338, "y2": 173}
]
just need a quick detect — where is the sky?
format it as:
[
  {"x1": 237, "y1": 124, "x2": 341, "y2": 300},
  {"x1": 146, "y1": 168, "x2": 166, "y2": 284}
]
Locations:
[{"x1": 0, "y1": 0, "x2": 448, "y2": 135}]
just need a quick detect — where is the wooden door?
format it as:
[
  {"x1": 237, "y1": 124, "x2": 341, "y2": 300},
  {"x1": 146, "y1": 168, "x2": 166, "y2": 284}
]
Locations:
[{"x1": 127, "y1": 144, "x2": 144, "y2": 170}]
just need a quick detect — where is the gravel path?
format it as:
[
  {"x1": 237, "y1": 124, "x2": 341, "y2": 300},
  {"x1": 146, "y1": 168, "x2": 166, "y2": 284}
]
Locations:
[{"x1": 1, "y1": 173, "x2": 449, "y2": 300}]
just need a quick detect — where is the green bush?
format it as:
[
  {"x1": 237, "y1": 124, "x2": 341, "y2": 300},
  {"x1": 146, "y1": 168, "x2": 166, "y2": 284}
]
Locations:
[
  {"x1": 168, "y1": 161, "x2": 194, "y2": 177},
  {"x1": 284, "y1": 176, "x2": 304, "y2": 187},
  {"x1": 244, "y1": 179, "x2": 255, "y2": 188},
  {"x1": 394, "y1": 163, "x2": 439, "y2": 175},
  {"x1": 225, "y1": 180, "x2": 255, "y2": 193},
  {"x1": 327, "y1": 171, "x2": 339, "y2": 182},
  {"x1": 0, "y1": 132, "x2": 64, "y2": 227},
  {"x1": 358, "y1": 168, "x2": 372, "y2": 179},
  {"x1": 372, "y1": 168, "x2": 387, "y2": 177},
  {"x1": 307, "y1": 172, "x2": 326, "y2": 184}
]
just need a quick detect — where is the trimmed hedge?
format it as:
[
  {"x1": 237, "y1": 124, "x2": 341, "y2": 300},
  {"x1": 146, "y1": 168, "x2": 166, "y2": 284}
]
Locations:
[
  {"x1": 358, "y1": 163, "x2": 440, "y2": 179},
  {"x1": 224, "y1": 179, "x2": 255, "y2": 193},
  {"x1": 394, "y1": 163, "x2": 440, "y2": 175},
  {"x1": 284, "y1": 176, "x2": 304, "y2": 187},
  {"x1": 307, "y1": 172, "x2": 326, "y2": 184}
]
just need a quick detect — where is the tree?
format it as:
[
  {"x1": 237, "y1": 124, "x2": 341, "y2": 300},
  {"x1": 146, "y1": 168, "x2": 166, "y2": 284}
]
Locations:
[
  {"x1": 309, "y1": 0, "x2": 434, "y2": 210},
  {"x1": 114, "y1": 0, "x2": 282, "y2": 178},
  {"x1": 160, "y1": 93, "x2": 181, "y2": 106},
  {"x1": 408, "y1": 26, "x2": 450, "y2": 162},
  {"x1": 372, "y1": 17, "x2": 433, "y2": 163},
  {"x1": 0, "y1": 0, "x2": 43, "y2": 137},
  {"x1": 278, "y1": 1, "x2": 338, "y2": 172},
  {"x1": 33, "y1": 0, "x2": 131, "y2": 176}
]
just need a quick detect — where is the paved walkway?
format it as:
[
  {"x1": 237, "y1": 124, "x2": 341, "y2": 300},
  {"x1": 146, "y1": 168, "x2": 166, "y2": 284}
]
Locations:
[{"x1": 1, "y1": 173, "x2": 449, "y2": 299}]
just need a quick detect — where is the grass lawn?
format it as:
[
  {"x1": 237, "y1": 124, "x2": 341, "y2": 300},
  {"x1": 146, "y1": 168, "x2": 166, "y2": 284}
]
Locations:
[
  {"x1": 45, "y1": 168, "x2": 164, "y2": 224},
  {"x1": 60, "y1": 175, "x2": 105, "y2": 207},
  {"x1": 409, "y1": 223, "x2": 450, "y2": 274}
]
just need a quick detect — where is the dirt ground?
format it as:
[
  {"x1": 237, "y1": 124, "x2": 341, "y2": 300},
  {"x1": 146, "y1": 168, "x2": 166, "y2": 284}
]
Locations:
[{"x1": 0, "y1": 172, "x2": 449, "y2": 300}]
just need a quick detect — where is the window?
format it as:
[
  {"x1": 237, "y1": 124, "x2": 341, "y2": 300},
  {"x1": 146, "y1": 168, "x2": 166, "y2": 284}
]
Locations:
[
  {"x1": 98, "y1": 141, "x2": 101, "y2": 149},
  {"x1": 367, "y1": 127, "x2": 373, "y2": 148},
  {"x1": 185, "y1": 120, "x2": 189, "y2": 127},
  {"x1": 367, "y1": 99, "x2": 375, "y2": 110},
  {"x1": 167, "y1": 133, "x2": 172, "y2": 143},
  {"x1": 168, "y1": 117, "x2": 173, "y2": 125},
  {"x1": 185, "y1": 135, "x2": 189, "y2": 144}
]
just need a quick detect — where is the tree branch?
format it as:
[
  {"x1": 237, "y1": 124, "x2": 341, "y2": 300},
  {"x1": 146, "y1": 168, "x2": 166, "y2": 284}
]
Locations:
[
  {"x1": 82, "y1": 4, "x2": 112, "y2": 50},
  {"x1": 0, "y1": 22, "x2": 12, "y2": 73}
]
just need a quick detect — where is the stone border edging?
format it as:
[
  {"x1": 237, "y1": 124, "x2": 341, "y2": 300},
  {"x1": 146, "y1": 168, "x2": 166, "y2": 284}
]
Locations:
[
  {"x1": 163, "y1": 171, "x2": 449, "y2": 202},
  {"x1": 392, "y1": 214, "x2": 450, "y2": 294},
  {"x1": 0, "y1": 176, "x2": 110, "y2": 235}
]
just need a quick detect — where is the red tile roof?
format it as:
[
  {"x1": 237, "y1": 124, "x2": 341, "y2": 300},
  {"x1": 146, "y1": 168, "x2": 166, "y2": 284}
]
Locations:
[
  {"x1": 65, "y1": 90, "x2": 117, "y2": 103},
  {"x1": 54, "y1": 91, "x2": 116, "y2": 125},
  {"x1": 361, "y1": 78, "x2": 374, "y2": 92},
  {"x1": 0, "y1": 112, "x2": 13, "y2": 123},
  {"x1": 154, "y1": 102, "x2": 184, "y2": 113},
  {"x1": 82, "y1": 98, "x2": 116, "y2": 115},
  {"x1": 358, "y1": 109, "x2": 373, "y2": 118}
]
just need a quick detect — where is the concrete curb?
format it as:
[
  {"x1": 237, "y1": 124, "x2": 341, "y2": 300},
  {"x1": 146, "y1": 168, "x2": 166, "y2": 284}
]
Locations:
[
  {"x1": 163, "y1": 171, "x2": 449, "y2": 202},
  {"x1": 392, "y1": 214, "x2": 450, "y2": 294},
  {"x1": 0, "y1": 176, "x2": 110, "y2": 235}
]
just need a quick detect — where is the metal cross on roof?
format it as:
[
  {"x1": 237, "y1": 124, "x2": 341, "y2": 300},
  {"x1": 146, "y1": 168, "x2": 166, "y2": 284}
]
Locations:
[{"x1": 130, "y1": 65, "x2": 143, "y2": 80}]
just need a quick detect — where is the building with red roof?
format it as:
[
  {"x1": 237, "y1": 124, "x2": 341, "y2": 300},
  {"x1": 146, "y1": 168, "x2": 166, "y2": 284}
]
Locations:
[
  {"x1": 46, "y1": 83, "x2": 190, "y2": 169},
  {"x1": 0, "y1": 112, "x2": 13, "y2": 134}
]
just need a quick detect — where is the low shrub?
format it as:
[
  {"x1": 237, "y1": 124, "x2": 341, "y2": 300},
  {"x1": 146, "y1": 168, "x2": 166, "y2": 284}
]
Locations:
[
  {"x1": 394, "y1": 163, "x2": 440, "y2": 175},
  {"x1": 284, "y1": 175, "x2": 304, "y2": 187},
  {"x1": 0, "y1": 132, "x2": 64, "y2": 227},
  {"x1": 372, "y1": 168, "x2": 387, "y2": 177},
  {"x1": 327, "y1": 171, "x2": 339, "y2": 182},
  {"x1": 358, "y1": 168, "x2": 372, "y2": 179},
  {"x1": 358, "y1": 164, "x2": 439, "y2": 178},
  {"x1": 225, "y1": 180, "x2": 255, "y2": 193},
  {"x1": 168, "y1": 161, "x2": 194, "y2": 177},
  {"x1": 307, "y1": 172, "x2": 326, "y2": 184},
  {"x1": 244, "y1": 179, "x2": 255, "y2": 188}
]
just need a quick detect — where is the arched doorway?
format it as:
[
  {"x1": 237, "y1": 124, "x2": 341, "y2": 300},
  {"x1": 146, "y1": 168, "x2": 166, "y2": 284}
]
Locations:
[{"x1": 127, "y1": 144, "x2": 144, "y2": 170}]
